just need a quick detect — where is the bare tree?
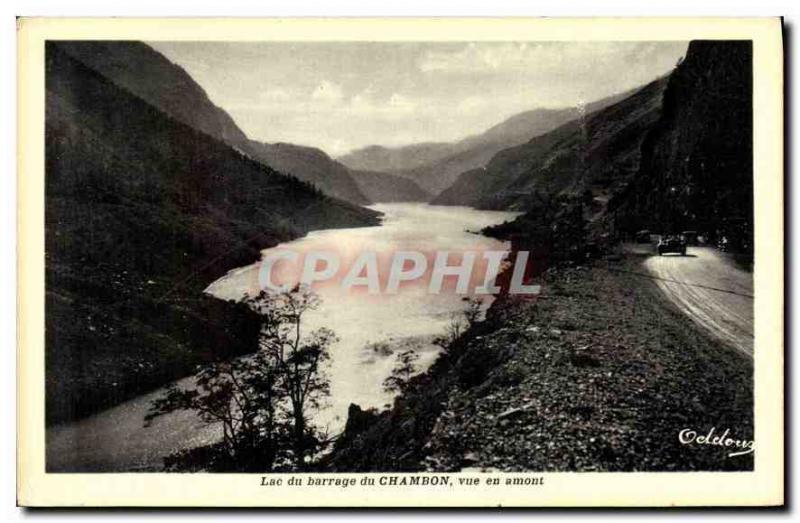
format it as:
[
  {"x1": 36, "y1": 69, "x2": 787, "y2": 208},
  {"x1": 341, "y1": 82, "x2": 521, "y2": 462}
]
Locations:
[
  {"x1": 433, "y1": 314, "x2": 464, "y2": 352},
  {"x1": 383, "y1": 349, "x2": 420, "y2": 394},
  {"x1": 244, "y1": 286, "x2": 335, "y2": 468},
  {"x1": 146, "y1": 353, "x2": 288, "y2": 470},
  {"x1": 433, "y1": 297, "x2": 483, "y2": 352},
  {"x1": 148, "y1": 285, "x2": 334, "y2": 471},
  {"x1": 462, "y1": 296, "x2": 484, "y2": 326}
]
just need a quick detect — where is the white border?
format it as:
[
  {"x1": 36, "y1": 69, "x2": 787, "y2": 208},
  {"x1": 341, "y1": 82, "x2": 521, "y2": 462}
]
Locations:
[{"x1": 6, "y1": 9, "x2": 779, "y2": 516}]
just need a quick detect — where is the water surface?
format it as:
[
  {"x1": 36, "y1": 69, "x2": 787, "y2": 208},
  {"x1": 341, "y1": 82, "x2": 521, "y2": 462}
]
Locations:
[{"x1": 46, "y1": 203, "x2": 519, "y2": 471}]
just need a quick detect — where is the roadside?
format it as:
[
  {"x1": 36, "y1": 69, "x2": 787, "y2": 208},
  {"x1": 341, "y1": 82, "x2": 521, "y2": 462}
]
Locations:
[
  {"x1": 328, "y1": 252, "x2": 754, "y2": 472},
  {"x1": 627, "y1": 244, "x2": 754, "y2": 355}
]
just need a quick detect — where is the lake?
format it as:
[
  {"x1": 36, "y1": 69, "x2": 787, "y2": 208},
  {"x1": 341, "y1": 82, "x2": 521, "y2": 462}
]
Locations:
[{"x1": 46, "y1": 203, "x2": 520, "y2": 471}]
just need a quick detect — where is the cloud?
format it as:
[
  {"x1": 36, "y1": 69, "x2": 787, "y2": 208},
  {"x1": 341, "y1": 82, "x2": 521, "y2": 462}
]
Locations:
[
  {"x1": 419, "y1": 42, "x2": 530, "y2": 73},
  {"x1": 153, "y1": 41, "x2": 687, "y2": 155},
  {"x1": 456, "y1": 95, "x2": 492, "y2": 114},
  {"x1": 418, "y1": 42, "x2": 660, "y2": 75},
  {"x1": 387, "y1": 93, "x2": 417, "y2": 111},
  {"x1": 310, "y1": 80, "x2": 344, "y2": 104},
  {"x1": 349, "y1": 85, "x2": 377, "y2": 111},
  {"x1": 348, "y1": 88, "x2": 418, "y2": 116},
  {"x1": 258, "y1": 88, "x2": 291, "y2": 103}
]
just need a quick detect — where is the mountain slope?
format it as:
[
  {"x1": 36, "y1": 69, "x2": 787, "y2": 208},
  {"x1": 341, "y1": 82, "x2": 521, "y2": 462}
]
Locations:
[
  {"x1": 612, "y1": 41, "x2": 753, "y2": 250},
  {"x1": 246, "y1": 141, "x2": 370, "y2": 205},
  {"x1": 377, "y1": 108, "x2": 590, "y2": 195},
  {"x1": 45, "y1": 42, "x2": 379, "y2": 424},
  {"x1": 56, "y1": 41, "x2": 370, "y2": 205},
  {"x1": 481, "y1": 40, "x2": 752, "y2": 266},
  {"x1": 348, "y1": 170, "x2": 431, "y2": 202},
  {"x1": 434, "y1": 77, "x2": 669, "y2": 210},
  {"x1": 338, "y1": 143, "x2": 454, "y2": 173},
  {"x1": 340, "y1": 90, "x2": 633, "y2": 195},
  {"x1": 56, "y1": 41, "x2": 251, "y2": 151}
]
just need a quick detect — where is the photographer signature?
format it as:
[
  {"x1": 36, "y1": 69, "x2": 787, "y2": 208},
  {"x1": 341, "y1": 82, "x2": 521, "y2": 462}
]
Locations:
[{"x1": 678, "y1": 427, "x2": 754, "y2": 457}]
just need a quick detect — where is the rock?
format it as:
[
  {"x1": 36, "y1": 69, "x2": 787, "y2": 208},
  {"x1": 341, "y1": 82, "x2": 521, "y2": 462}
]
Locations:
[
  {"x1": 462, "y1": 452, "x2": 480, "y2": 464},
  {"x1": 498, "y1": 405, "x2": 529, "y2": 420},
  {"x1": 342, "y1": 403, "x2": 379, "y2": 436},
  {"x1": 571, "y1": 352, "x2": 601, "y2": 368}
]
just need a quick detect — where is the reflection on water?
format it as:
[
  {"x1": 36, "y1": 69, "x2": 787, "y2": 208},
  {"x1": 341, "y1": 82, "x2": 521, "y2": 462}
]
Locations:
[{"x1": 46, "y1": 203, "x2": 519, "y2": 471}]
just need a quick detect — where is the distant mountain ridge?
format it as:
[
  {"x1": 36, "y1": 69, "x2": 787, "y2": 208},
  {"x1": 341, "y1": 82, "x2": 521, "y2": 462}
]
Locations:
[
  {"x1": 338, "y1": 143, "x2": 455, "y2": 173},
  {"x1": 339, "y1": 89, "x2": 635, "y2": 195},
  {"x1": 348, "y1": 170, "x2": 431, "y2": 203},
  {"x1": 480, "y1": 40, "x2": 753, "y2": 260},
  {"x1": 245, "y1": 141, "x2": 370, "y2": 204},
  {"x1": 433, "y1": 77, "x2": 669, "y2": 210}
]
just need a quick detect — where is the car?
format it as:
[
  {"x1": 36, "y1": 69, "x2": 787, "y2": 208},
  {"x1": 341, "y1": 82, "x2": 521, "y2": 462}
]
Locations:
[
  {"x1": 657, "y1": 235, "x2": 687, "y2": 256},
  {"x1": 681, "y1": 230, "x2": 698, "y2": 245}
]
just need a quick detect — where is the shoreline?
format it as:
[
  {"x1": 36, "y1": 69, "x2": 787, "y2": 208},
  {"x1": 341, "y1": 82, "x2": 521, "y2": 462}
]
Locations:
[{"x1": 326, "y1": 251, "x2": 753, "y2": 472}]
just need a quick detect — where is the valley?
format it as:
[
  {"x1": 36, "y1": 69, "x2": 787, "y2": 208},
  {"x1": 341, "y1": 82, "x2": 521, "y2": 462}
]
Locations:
[
  {"x1": 46, "y1": 203, "x2": 519, "y2": 471},
  {"x1": 44, "y1": 38, "x2": 755, "y2": 474}
]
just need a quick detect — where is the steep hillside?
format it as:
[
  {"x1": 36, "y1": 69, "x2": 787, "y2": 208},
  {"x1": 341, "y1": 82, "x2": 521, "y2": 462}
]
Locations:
[
  {"x1": 45, "y1": 43, "x2": 380, "y2": 424},
  {"x1": 349, "y1": 170, "x2": 431, "y2": 202},
  {"x1": 56, "y1": 41, "x2": 251, "y2": 151},
  {"x1": 434, "y1": 77, "x2": 669, "y2": 210},
  {"x1": 479, "y1": 40, "x2": 752, "y2": 266},
  {"x1": 612, "y1": 41, "x2": 753, "y2": 250},
  {"x1": 430, "y1": 122, "x2": 580, "y2": 208},
  {"x1": 328, "y1": 263, "x2": 752, "y2": 472},
  {"x1": 394, "y1": 108, "x2": 596, "y2": 195},
  {"x1": 246, "y1": 141, "x2": 370, "y2": 205},
  {"x1": 56, "y1": 41, "x2": 370, "y2": 205}
]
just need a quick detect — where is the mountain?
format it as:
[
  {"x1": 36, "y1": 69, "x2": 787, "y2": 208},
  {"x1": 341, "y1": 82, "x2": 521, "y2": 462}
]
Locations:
[
  {"x1": 338, "y1": 143, "x2": 454, "y2": 173},
  {"x1": 340, "y1": 91, "x2": 633, "y2": 196},
  {"x1": 55, "y1": 41, "x2": 251, "y2": 151},
  {"x1": 483, "y1": 40, "x2": 753, "y2": 262},
  {"x1": 433, "y1": 77, "x2": 669, "y2": 210},
  {"x1": 55, "y1": 41, "x2": 370, "y2": 205},
  {"x1": 246, "y1": 141, "x2": 370, "y2": 205},
  {"x1": 611, "y1": 41, "x2": 753, "y2": 250},
  {"x1": 348, "y1": 170, "x2": 431, "y2": 202},
  {"x1": 45, "y1": 42, "x2": 380, "y2": 424}
]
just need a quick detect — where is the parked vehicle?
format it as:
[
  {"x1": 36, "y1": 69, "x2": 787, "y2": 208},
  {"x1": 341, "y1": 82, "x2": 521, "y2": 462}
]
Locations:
[
  {"x1": 657, "y1": 235, "x2": 687, "y2": 256},
  {"x1": 681, "y1": 230, "x2": 698, "y2": 245}
]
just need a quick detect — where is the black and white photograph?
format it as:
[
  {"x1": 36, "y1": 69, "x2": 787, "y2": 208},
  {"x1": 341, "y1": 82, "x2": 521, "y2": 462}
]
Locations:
[{"x1": 14, "y1": 16, "x2": 784, "y2": 508}]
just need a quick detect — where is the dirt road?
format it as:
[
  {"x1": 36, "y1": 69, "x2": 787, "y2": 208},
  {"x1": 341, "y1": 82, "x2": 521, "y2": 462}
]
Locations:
[{"x1": 627, "y1": 244, "x2": 754, "y2": 356}]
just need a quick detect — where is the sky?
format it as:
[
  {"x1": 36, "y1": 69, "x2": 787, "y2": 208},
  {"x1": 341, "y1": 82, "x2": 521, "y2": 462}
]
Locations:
[{"x1": 149, "y1": 41, "x2": 688, "y2": 157}]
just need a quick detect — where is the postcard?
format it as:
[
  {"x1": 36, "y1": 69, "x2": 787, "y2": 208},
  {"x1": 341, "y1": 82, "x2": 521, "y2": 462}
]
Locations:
[{"x1": 17, "y1": 17, "x2": 783, "y2": 507}]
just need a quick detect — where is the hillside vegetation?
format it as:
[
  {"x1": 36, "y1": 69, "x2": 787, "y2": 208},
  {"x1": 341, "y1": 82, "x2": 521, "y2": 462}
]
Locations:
[
  {"x1": 45, "y1": 42, "x2": 379, "y2": 424},
  {"x1": 328, "y1": 263, "x2": 753, "y2": 472},
  {"x1": 246, "y1": 141, "x2": 370, "y2": 205}
]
